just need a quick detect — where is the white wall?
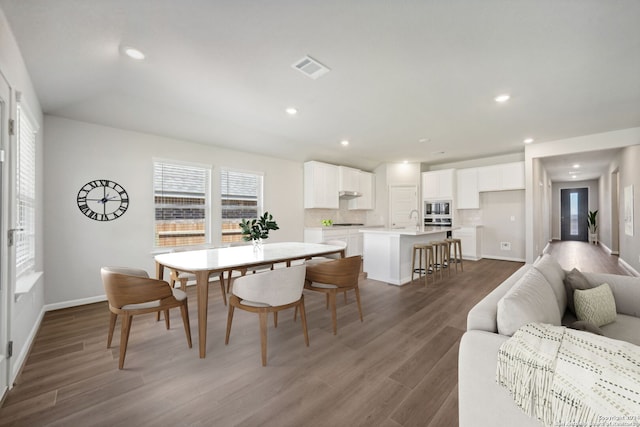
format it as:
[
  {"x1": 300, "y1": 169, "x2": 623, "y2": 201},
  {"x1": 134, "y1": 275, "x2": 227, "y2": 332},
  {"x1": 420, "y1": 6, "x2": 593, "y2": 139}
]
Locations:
[
  {"x1": 480, "y1": 190, "x2": 526, "y2": 261},
  {"x1": 0, "y1": 9, "x2": 46, "y2": 384},
  {"x1": 43, "y1": 116, "x2": 304, "y2": 306},
  {"x1": 611, "y1": 145, "x2": 640, "y2": 273}
]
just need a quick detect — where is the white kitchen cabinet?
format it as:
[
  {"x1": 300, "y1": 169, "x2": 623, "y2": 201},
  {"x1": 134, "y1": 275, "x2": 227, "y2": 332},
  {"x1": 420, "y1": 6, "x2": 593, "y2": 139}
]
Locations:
[
  {"x1": 477, "y1": 161, "x2": 524, "y2": 192},
  {"x1": 456, "y1": 168, "x2": 479, "y2": 209},
  {"x1": 422, "y1": 169, "x2": 455, "y2": 200},
  {"x1": 452, "y1": 226, "x2": 482, "y2": 261},
  {"x1": 304, "y1": 227, "x2": 364, "y2": 257},
  {"x1": 304, "y1": 161, "x2": 339, "y2": 209},
  {"x1": 338, "y1": 166, "x2": 360, "y2": 193},
  {"x1": 348, "y1": 171, "x2": 375, "y2": 210}
]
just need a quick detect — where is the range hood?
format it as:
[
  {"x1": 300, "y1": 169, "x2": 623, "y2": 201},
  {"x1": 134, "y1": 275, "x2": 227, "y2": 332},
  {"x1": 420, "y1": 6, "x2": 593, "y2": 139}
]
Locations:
[{"x1": 339, "y1": 190, "x2": 362, "y2": 199}]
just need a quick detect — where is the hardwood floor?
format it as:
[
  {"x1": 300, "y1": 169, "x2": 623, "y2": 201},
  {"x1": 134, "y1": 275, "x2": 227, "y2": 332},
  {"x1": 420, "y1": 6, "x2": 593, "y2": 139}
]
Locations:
[{"x1": 0, "y1": 242, "x2": 628, "y2": 426}]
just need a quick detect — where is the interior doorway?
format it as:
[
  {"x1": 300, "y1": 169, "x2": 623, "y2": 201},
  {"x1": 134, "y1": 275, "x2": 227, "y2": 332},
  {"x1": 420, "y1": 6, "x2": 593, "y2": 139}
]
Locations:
[
  {"x1": 611, "y1": 170, "x2": 620, "y2": 254},
  {"x1": 560, "y1": 187, "x2": 589, "y2": 241}
]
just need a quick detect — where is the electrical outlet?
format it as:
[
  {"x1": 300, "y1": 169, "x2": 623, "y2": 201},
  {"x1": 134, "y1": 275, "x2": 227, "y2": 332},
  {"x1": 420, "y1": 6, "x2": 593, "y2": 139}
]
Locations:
[{"x1": 500, "y1": 242, "x2": 511, "y2": 251}]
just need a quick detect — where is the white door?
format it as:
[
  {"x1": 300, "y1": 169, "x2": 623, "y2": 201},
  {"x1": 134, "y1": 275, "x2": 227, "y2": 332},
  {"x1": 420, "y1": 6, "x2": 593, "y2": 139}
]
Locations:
[
  {"x1": 0, "y1": 73, "x2": 11, "y2": 399},
  {"x1": 389, "y1": 185, "x2": 419, "y2": 229}
]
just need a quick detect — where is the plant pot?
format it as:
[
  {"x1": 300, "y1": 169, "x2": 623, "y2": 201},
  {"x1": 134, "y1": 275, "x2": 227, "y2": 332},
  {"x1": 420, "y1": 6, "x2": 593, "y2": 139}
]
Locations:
[
  {"x1": 589, "y1": 233, "x2": 598, "y2": 245},
  {"x1": 252, "y1": 238, "x2": 263, "y2": 252}
]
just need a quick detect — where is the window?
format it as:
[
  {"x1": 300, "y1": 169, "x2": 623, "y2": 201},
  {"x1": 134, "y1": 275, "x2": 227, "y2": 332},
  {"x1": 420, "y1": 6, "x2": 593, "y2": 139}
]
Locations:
[
  {"x1": 220, "y1": 168, "x2": 263, "y2": 243},
  {"x1": 153, "y1": 160, "x2": 211, "y2": 248},
  {"x1": 15, "y1": 104, "x2": 37, "y2": 279}
]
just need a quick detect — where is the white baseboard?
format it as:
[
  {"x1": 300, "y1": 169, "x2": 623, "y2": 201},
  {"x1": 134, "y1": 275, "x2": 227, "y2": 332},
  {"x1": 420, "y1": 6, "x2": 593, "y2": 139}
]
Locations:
[
  {"x1": 618, "y1": 258, "x2": 640, "y2": 277},
  {"x1": 44, "y1": 294, "x2": 107, "y2": 312},
  {"x1": 11, "y1": 306, "x2": 45, "y2": 386},
  {"x1": 481, "y1": 255, "x2": 526, "y2": 263}
]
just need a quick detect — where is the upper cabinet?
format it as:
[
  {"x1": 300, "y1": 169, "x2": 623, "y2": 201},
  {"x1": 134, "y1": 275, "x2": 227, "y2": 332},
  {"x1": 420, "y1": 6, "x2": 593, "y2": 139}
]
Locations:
[
  {"x1": 338, "y1": 166, "x2": 360, "y2": 193},
  {"x1": 477, "y1": 161, "x2": 525, "y2": 192},
  {"x1": 349, "y1": 171, "x2": 375, "y2": 210},
  {"x1": 422, "y1": 169, "x2": 455, "y2": 200},
  {"x1": 304, "y1": 161, "x2": 339, "y2": 209},
  {"x1": 456, "y1": 168, "x2": 479, "y2": 209}
]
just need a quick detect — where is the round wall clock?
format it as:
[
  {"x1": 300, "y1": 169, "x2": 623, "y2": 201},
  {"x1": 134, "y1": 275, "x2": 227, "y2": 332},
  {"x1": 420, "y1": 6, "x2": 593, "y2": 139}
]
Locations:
[{"x1": 77, "y1": 179, "x2": 129, "y2": 221}]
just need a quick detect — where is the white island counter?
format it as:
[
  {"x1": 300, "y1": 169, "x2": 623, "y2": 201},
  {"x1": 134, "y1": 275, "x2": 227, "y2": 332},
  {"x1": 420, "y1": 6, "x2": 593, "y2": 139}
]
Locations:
[{"x1": 360, "y1": 227, "x2": 456, "y2": 286}]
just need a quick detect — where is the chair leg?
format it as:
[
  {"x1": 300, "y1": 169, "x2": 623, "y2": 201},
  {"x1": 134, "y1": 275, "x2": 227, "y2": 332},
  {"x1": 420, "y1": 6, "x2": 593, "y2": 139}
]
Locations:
[
  {"x1": 299, "y1": 297, "x2": 309, "y2": 347},
  {"x1": 179, "y1": 278, "x2": 188, "y2": 291},
  {"x1": 354, "y1": 286, "x2": 364, "y2": 322},
  {"x1": 293, "y1": 305, "x2": 298, "y2": 322},
  {"x1": 325, "y1": 294, "x2": 329, "y2": 310},
  {"x1": 343, "y1": 290, "x2": 348, "y2": 304},
  {"x1": 119, "y1": 314, "x2": 133, "y2": 370},
  {"x1": 219, "y1": 272, "x2": 227, "y2": 306},
  {"x1": 329, "y1": 292, "x2": 338, "y2": 335},
  {"x1": 164, "y1": 310, "x2": 170, "y2": 330},
  {"x1": 273, "y1": 311, "x2": 278, "y2": 328},
  {"x1": 225, "y1": 304, "x2": 235, "y2": 345},
  {"x1": 180, "y1": 303, "x2": 192, "y2": 348},
  {"x1": 107, "y1": 312, "x2": 117, "y2": 348},
  {"x1": 259, "y1": 311, "x2": 268, "y2": 366}
]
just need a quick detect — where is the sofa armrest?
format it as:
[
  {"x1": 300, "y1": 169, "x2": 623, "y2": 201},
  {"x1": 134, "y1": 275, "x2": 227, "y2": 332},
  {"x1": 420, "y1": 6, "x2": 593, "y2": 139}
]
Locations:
[
  {"x1": 459, "y1": 331, "x2": 541, "y2": 427},
  {"x1": 583, "y1": 272, "x2": 640, "y2": 317},
  {"x1": 467, "y1": 265, "x2": 532, "y2": 332}
]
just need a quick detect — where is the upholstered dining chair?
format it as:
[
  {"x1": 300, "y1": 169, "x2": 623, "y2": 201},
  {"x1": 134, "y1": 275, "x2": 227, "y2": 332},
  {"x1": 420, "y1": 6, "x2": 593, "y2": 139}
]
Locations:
[
  {"x1": 101, "y1": 266, "x2": 192, "y2": 369},
  {"x1": 303, "y1": 255, "x2": 363, "y2": 335},
  {"x1": 225, "y1": 240, "x2": 276, "y2": 294},
  {"x1": 225, "y1": 264, "x2": 308, "y2": 366}
]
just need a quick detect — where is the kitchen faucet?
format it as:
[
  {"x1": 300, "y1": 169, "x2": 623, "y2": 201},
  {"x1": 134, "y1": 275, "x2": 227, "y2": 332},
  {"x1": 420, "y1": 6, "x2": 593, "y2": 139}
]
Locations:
[{"x1": 409, "y1": 209, "x2": 420, "y2": 230}]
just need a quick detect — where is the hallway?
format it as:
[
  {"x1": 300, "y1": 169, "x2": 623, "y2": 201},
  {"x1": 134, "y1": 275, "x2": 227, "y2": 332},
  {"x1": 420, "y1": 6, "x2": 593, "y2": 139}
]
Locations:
[{"x1": 545, "y1": 240, "x2": 630, "y2": 275}]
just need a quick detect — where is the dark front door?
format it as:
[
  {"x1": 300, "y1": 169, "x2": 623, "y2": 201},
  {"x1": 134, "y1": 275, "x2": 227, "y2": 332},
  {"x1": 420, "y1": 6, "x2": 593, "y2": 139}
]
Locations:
[{"x1": 561, "y1": 188, "x2": 589, "y2": 241}]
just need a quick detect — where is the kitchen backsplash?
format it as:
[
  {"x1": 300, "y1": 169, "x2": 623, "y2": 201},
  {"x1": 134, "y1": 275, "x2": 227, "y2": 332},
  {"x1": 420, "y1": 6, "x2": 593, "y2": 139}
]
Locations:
[
  {"x1": 456, "y1": 208, "x2": 483, "y2": 226},
  {"x1": 304, "y1": 199, "x2": 367, "y2": 227}
]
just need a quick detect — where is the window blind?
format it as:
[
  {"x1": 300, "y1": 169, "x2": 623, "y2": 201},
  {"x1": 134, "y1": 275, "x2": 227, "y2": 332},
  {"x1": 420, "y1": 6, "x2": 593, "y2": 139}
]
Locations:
[
  {"x1": 220, "y1": 169, "x2": 263, "y2": 243},
  {"x1": 16, "y1": 105, "x2": 37, "y2": 278}
]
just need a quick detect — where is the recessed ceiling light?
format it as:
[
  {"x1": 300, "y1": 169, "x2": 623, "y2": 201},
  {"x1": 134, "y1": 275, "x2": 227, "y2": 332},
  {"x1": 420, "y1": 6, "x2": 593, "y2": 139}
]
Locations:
[
  {"x1": 494, "y1": 94, "x2": 510, "y2": 103},
  {"x1": 523, "y1": 138, "x2": 534, "y2": 144},
  {"x1": 340, "y1": 140, "x2": 349, "y2": 147},
  {"x1": 403, "y1": 160, "x2": 409, "y2": 164},
  {"x1": 573, "y1": 164, "x2": 580, "y2": 169},
  {"x1": 419, "y1": 138, "x2": 430, "y2": 143},
  {"x1": 122, "y1": 46, "x2": 145, "y2": 60},
  {"x1": 285, "y1": 107, "x2": 298, "y2": 115}
]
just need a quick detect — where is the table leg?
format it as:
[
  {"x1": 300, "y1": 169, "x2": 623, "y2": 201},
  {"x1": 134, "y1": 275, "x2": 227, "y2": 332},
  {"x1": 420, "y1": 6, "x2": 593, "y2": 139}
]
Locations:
[
  {"x1": 156, "y1": 262, "x2": 165, "y2": 281},
  {"x1": 195, "y1": 270, "x2": 211, "y2": 358}
]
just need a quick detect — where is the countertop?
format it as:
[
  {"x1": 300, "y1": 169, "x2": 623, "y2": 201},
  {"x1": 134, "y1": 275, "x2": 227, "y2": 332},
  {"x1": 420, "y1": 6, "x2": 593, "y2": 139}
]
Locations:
[
  {"x1": 359, "y1": 226, "x2": 457, "y2": 236},
  {"x1": 305, "y1": 225, "x2": 385, "y2": 230}
]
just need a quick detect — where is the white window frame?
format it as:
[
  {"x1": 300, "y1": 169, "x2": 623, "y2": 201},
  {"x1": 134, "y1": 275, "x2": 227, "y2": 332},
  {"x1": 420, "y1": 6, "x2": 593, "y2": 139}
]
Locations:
[
  {"x1": 220, "y1": 167, "x2": 264, "y2": 243},
  {"x1": 15, "y1": 102, "x2": 38, "y2": 282},
  {"x1": 152, "y1": 158, "x2": 212, "y2": 249}
]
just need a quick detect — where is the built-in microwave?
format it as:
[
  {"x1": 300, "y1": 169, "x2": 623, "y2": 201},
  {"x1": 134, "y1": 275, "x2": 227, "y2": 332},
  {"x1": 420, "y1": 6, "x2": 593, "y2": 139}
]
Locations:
[{"x1": 424, "y1": 200, "x2": 452, "y2": 226}]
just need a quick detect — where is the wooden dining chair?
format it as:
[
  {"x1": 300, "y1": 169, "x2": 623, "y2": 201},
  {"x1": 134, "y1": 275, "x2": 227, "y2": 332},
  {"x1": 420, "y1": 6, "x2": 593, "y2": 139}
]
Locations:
[
  {"x1": 225, "y1": 264, "x2": 308, "y2": 366},
  {"x1": 303, "y1": 255, "x2": 363, "y2": 335},
  {"x1": 101, "y1": 266, "x2": 192, "y2": 369}
]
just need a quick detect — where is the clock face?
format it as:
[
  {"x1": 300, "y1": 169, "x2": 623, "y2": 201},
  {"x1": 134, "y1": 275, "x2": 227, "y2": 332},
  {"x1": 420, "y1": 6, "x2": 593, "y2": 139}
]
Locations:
[{"x1": 77, "y1": 179, "x2": 129, "y2": 221}]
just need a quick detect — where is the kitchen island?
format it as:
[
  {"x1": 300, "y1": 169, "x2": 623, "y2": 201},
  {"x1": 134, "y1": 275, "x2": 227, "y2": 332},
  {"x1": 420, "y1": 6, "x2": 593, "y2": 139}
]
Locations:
[{"x1": 360, "y1": 227, "x2": 456, "y2": 286}]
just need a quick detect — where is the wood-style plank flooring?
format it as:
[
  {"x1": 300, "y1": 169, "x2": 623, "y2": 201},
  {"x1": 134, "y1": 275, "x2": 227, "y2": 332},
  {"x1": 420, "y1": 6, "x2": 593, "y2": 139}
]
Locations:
[{"x1": 0, "y1": 241, "x2": 628, "y2": 426}]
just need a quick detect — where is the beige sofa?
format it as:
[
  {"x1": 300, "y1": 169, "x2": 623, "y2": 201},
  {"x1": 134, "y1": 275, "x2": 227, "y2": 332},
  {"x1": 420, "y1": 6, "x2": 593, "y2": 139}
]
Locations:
[{"x1": 458, "y1": 255, "x2": 640, "y2": 427}]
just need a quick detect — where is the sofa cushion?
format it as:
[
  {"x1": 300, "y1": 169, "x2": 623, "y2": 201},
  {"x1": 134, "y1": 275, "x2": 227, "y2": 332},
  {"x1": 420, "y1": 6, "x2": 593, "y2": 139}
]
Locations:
[
  {"x1": 574, "y1": 283, "x2": 617, "y2": 327},
  {"x1": 496, "y1": 267, "x2": 562, "y2": 336},
  {"x1": 533, "y1": 254, "x2": 567, "y2": 314},
  {"x1": 563, "y1": 268, "x2": 593, "y2": 314},
  {"x1": 600, "y1": 314, "x2": 640, "y2": 346}
]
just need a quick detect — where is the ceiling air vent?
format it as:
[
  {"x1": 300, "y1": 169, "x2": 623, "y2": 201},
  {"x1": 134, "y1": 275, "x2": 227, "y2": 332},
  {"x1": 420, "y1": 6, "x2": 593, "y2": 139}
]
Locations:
[{"x1": 292, "y1": 55, "x2": 330, "y2": 80}]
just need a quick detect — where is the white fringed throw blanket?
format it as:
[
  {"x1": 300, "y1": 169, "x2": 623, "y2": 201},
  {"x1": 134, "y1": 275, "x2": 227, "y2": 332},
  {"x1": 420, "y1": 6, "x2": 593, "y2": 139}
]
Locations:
[{"x1": 497, "y1": 323, "x2": 640, "y2": 426}]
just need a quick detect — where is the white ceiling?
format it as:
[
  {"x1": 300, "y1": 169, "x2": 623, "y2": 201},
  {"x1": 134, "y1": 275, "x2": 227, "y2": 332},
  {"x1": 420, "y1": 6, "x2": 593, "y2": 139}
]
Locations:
[
  {"x1": 1, "y1": 1, "x2": 639, "y2": 172},
  {"x1": 540, "y1": 148, "x2": 621, "y2": 182}
]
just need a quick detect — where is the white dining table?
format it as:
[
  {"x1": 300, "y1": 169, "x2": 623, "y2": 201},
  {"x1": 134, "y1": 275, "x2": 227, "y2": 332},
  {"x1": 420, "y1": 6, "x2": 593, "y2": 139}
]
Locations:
[{"x1": 154, "y1": 241, "x2": 346, "y2": 358}]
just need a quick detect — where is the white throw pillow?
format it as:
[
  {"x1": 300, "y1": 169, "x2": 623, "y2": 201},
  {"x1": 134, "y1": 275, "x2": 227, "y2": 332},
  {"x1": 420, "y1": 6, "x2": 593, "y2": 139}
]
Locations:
[
  {"x1": 574, "y1": 283, "x2": 617, "y2": 327},
  {"x1": 497, "y1": 267, "x2": 562, "y2": 336},
  {"x1": 533, "y1": 254, "x2": 567, "y2": 314}
]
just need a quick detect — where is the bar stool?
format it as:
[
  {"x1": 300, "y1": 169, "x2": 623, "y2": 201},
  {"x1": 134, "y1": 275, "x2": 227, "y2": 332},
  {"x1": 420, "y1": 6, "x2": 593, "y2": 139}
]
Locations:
[
  {"x1": 429, "y1": 240, "x2": 451, "y2": 280},
  {"x1": 445, "y1": 237, "x2": 463, "y2": 272},
  {"x1": 411, "y1": 243, "x2": 427, "y2": 282}
]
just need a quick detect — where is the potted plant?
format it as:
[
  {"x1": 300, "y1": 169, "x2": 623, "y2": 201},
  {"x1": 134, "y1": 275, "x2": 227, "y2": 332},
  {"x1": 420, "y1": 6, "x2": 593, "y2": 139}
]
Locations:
[
  {"x1": 587, "y1": 210, "x2": 598, "y2": 244},
  {"x1": 239, "y1": 211, "x2": 279, "y2": 249}
]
